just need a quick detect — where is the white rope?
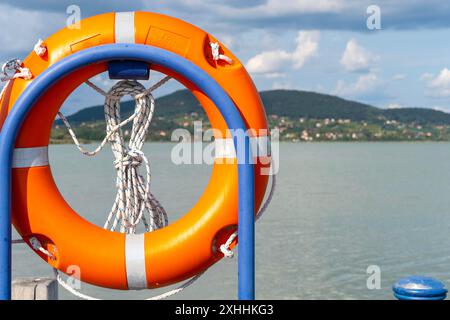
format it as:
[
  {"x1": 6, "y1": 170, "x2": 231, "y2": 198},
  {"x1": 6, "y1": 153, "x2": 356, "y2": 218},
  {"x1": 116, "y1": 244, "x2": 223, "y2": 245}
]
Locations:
[
  {"x1": 84, "y1": 75, "x2": 171, "y2": 98},
  {"x1": 29, "y1": 237, "x2": 55, "y2": 260},
  {"x1": 60, "y1": 79, "x2": 169, "y2": 233},
  {"x1": 210, "y1": 42, "x2": 233, "y2": 64},
  {"x1": 53, "y1": 269, "x2": 100, "y2": 300},
  {"x1": 33, "y1": 39, "x2": 47, "y2": 57},
  {"x1": 137, "y1": 75, "x2": 172, "y2": 98},
  {"x1": 0, "y1": 79, "x2": 9, "y2": 101},
  {"x1": 53, "y1": 266, "x2": 205, "y2": 300},
  {"x1": 103, "y1": 80, "x2": 168, "y2": 233},
  {"x1": 0, "y1": 41, "x2": 44, "y2": 94},
  {"x1": 219, "y1": 164, "x2": 277, "y2": 258},
  {"x1": 145, "y1": 272, "x2": 204, "y2": 300},
  {"x1": 1, "y1": 59, "x2": 32, "y2": 82}
]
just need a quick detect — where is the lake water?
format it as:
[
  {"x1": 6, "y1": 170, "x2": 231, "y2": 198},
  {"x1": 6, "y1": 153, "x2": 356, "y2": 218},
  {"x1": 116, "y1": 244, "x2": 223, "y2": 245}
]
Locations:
[{"x1": 12, "y1": 142, "x2": 450, "y2": 300}]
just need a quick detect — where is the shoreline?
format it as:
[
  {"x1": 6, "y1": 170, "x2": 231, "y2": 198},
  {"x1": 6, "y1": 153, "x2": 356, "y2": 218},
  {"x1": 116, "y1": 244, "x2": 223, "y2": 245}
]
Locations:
[{"x1": 49, "y1": 140, "x2": 450, "y2": 145}]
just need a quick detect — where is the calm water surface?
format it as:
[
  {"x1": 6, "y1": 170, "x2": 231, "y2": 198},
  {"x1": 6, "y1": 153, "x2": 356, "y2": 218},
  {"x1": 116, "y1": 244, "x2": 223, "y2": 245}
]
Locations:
[{"x1": 12, "y1": 142, "x2": 450, "y2": 299}]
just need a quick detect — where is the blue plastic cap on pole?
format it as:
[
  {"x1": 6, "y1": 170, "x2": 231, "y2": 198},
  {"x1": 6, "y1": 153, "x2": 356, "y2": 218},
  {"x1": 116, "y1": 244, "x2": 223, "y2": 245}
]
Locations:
[
  {"x1": 0, "y1": 44, "x2": 255, "y2": 300},
  {"x1": 393, "y1": 276, "x2": 447, "y2": 300}
]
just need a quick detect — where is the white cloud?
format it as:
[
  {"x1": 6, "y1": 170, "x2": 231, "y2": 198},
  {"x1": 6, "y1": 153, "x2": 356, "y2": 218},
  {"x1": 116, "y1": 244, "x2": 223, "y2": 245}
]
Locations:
[
  {"x1": 432, "y1": 106, "x2": 449, "y2": 113},
  {"x1": 264, "y1": 72, "x2": 287, "y2": 79},
  {"x1": 431, "y1": 68, "x2": 450, "y2": 87},
  {"x1": 246, "y1": 50, "x2": 292, "y2": 75},
  {"x1": 340, "y1": 39, "x2": 378, "y2": 72},
  {"x1": 3, "y1": 0, "x2": 450, "y2": 35},
  {"x1": 0, "y1": 4, "x2": 63, "y2": 54},
  {"x1": 246, "y1": 30, "x2": 319, "y2": 75},
  {"x1": 387, "y1": 103, "x2": 403, "y2": 109},
  {"x1": 182, "y1": 0, "x2": 347, "y2": 23},
  {"x1": 292, "y1": 31, "x2": 320, "y2": 68},
  {"x1": 424, "y1": 68, "x2": 450, "y2": 97},
  {"x1": 242, "y1": 0, "x2": 346, "y2": 15},
  {"x1": 334, "y1": 72, "x2": 380, "y2": 97},
  {"x1": 272, "y1": 80, "x2": 293, "y2": 90},
  {"x1": 214, "y1": 33, "x2": 235, "y2": 49},
  {"x1": 392, "y1": 74, "x2": 406, "y2": 80},
  {"x1": 420, "y1": 73, "x2": 434, "y2": 81}
]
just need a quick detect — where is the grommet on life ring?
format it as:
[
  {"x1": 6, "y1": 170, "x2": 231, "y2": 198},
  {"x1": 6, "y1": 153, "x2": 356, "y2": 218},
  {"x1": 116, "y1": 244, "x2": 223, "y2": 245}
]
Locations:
[{"x1": 0, "y1": 12, "x2": 271, "y2": 290}]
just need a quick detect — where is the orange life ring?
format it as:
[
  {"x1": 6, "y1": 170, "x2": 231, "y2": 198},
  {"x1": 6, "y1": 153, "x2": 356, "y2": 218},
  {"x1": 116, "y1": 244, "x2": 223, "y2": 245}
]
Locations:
[{"x1": 0, "y1": 12, "x2": 270, "y2": 289}]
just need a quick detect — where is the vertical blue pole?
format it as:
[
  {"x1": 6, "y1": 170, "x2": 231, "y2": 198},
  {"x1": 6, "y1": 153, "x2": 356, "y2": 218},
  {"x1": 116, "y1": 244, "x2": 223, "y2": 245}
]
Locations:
[
  {"x1": 236, "y1": 134, "x2": 255, "y2": 300},
  {"x1": 0, "y1": 133, "x2": 12, "y2": 300}
]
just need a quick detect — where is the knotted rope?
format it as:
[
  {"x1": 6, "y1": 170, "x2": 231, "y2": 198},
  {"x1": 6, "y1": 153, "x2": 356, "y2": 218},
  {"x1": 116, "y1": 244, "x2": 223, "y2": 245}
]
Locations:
[
  {"x1": 104, "y1": 81, "x2": 168, "y2": 233},
  {"x1": 33, "y1": 39, "x2": 47, "y2": 57},
  {"x1": 1, "y1": 59, "x2": 32, "y2": 82},
  {"x1": 59, "y1": 79, "x2": 169, "y2": 234},
  {"x1": 210, "y1": 42, "x2": 233, "y2": 64}
]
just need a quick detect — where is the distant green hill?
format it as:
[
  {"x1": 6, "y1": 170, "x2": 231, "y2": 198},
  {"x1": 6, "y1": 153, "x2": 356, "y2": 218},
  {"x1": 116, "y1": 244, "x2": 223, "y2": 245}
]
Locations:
[
  {"x1": 57, "y1": 89, "x2": 450, "y2": 126},
  {"x1": 260, "y1": 90, "x2": 381, "y2": 121},
  {"x1": 57, "y1": 90, "x2": 201, "y2": 124},
  {"x1": 52, "y1": 89, "x2": 450, "y2": 142},
  {"x1": 382, "y1": 108, "x2": 450, "y2": 125}
]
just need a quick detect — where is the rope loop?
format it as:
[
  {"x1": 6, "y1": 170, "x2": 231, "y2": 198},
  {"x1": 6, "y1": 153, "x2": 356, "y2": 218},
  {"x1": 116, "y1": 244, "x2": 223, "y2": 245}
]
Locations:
[
  {"x1": 210, "y1": 42, "x2": 233, "y2": 64},
  {"x1": 34, "y1": 39, "x2": 47, "y2": 57},
  {"x1": 2, "y1": 59, "x2": 22, "y2": 75},
  {"x1": 99, "y1": 80, "x2": 168, "y2": 233},
  {"x1": 1, "y1": 58, "x2": 32, "y2": 82},
  {"x1": 29, "y1": 237, "x2": 56, "y2": 260},
  {"x1": 220, "y1": 244, "x2": 235, "y2": 258}
]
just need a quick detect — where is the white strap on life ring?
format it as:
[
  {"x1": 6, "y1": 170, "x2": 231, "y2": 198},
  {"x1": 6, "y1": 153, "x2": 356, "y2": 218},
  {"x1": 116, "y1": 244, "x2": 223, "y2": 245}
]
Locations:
[
  {"x1": 115, "y1": 12, "x2": 135, "y2": 44},
  {"x1": 125, "y1": 233, "x2": 148, "y2": 290},
  {"x1": 214, "y1": 136, "x2": 271, "y2": 159},
  {"x1": 12, "y1": 146, "x2": 49, "y2": 168}
]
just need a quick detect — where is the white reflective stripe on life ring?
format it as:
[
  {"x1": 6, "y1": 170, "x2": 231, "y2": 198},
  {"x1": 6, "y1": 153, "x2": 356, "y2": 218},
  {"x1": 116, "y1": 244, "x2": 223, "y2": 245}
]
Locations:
[
  {"x1": 214, "y1": 136, "x2": 271, "y2": 159},
  {"x1": 12, "y1": 147, "x2": 49, "y2": 168},
  {"x1": 125, "y1": 233, "x2": 147, "y2": 290},
  {"x1": 115, "y1": 12, "x2": 135, "y2": 44}
]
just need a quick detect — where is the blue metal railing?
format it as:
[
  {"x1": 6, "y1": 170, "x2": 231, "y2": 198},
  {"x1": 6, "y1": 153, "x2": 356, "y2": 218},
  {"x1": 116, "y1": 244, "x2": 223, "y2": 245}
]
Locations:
[{"x1": 0, "y1": 44, "x2": 256, "y2": 300}]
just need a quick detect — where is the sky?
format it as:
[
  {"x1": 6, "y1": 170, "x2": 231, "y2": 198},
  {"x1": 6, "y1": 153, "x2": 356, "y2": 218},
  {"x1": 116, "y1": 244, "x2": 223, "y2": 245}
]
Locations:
[{"x1": 2, "y1": 1, "x2": 450, "y2": 115}]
